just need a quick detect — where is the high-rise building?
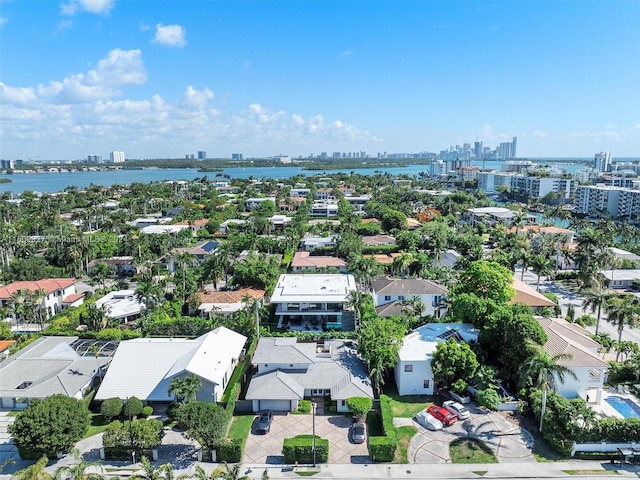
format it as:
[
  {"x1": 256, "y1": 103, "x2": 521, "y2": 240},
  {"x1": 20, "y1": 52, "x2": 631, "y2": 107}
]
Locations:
[
  {"x1": 1, "y1": 159, "x2": 15, "y2": 169},
  {"x1": 87, "y1": 154, "x2": 102, "y2": 163},
  {"x1": 594, "y1": 151, "x2": 612, "y2": 172},
  {"x1": 109, "y1": 151, "x2": 125, "y2": 163},
  {"x1": 197, "y1": 151, "x2": 207, "y2": 160},
  {"x1": 511, "y1": 137, "x2": 517, "y2": 158},
  {"x1": 231, "y1": 153, "x2": 243, "y2": 160}
]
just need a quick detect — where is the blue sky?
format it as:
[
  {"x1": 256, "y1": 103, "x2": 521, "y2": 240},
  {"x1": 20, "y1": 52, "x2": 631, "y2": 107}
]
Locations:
[{"x1": 1, "y1": 0, "x2": 639, "y2": 160}]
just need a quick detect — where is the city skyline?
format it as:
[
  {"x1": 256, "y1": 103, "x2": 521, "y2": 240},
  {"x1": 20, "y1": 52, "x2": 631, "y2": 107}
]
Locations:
[{"x1": 1, "y1": 0, "x2": 639, "y2": 160}]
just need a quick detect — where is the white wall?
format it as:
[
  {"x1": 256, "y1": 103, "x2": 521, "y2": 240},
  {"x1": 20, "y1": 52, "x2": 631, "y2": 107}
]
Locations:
[{"x1": 394, "y1": 359, "x2": 433, "y2": 396}]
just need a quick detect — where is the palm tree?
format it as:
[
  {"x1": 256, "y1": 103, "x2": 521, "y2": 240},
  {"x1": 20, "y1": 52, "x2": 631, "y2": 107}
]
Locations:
[
  {"x1": 54, "y1": 448, "x2": 103, "y2": 480},
  {"x1": 518, "y1": 347, "x2": 577, "y2": 432},
  {"x1": 605, "y1": 295, "x2": 640, "y2": 359},
  {"x1": 346, "y1": 290, "x2": 366, "y2": 329},
  {"x1": 181, "y1": 375, "x2": 203, "y2": 403},
  {"x1": 582, "y1": 283, "x2": 615, "y2": 335},
  {"x1": 167, "y1": 377, "x2": 185, "y2": 403},
  {"x1": 369, "y1": 358, "x2": 386, "y2": 396},
  {"x1": 132, "y1": 457, "x2": 174, "y2": 480},
  {"x1": 90, "y1": 261, "x2": 113, "y2": 291},
  {"x1": 530, "y1": 253, "x2": 552, "y2": 291},
  {"x1": 13, "y1": 457, "x2": 52, "y2": 480},
  {"x1": 391, "y1": 251, "x2": 414, "y2": 277}
]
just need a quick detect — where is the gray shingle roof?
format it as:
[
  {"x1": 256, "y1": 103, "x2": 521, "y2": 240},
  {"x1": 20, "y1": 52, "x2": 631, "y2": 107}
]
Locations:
[
  {"x1": 245, "y1": 371, "x2": 304, "y2": 400},
  {"x1": 371, "y1": 277, "x2": 448, "y2": 296}
]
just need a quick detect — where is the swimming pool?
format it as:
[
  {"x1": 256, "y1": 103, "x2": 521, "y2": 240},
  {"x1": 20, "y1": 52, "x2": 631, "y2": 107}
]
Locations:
[{"x1": 605, "y1": 395, "x2": 640, "y2": 419}]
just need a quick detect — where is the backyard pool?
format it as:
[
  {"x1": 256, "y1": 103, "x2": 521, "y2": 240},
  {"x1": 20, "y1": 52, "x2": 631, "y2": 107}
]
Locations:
[{"x1": 605, "y1": 395, "x2": 640, "y2": 419}]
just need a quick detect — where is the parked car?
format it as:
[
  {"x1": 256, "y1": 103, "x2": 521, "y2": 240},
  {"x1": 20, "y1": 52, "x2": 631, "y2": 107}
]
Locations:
[
  {"x1": 349, "y1": 422, "x2": 366, "y2": 443},
  {"x1": 443, "y1": 400, "x2": 470, "y2": 420},
  {"x1": 414, "y1": 410, "x2": 443, "y2": 431},
  {"x1": 427, "y1": 404, "x2": 457, "y2": 426},
  {"x1": 255, "y1": 410, "x2": 273, "y2": 434}
]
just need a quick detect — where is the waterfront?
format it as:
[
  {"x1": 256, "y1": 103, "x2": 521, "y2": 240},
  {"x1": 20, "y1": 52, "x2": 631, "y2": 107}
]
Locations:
[{"x1": 0, "y1": 160, "x2": 589, "y2": 195}]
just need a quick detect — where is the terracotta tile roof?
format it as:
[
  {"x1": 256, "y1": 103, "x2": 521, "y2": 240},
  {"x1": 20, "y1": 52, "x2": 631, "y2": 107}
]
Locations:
[
  {"x1": 0, "y1": 340, "x2": 16, "y2": 352},
  {"x1": 511, "y1": 277, "x2": 556, "y2": 307},
  {"x1": 62, "y1": 293, "x2": 85, "y2": 303},
  {"x1": 291, "y1": 251, "x2": 346, "y2": 269},
  {"x1": 174, "y1": 219, "x2": 209, "y2": 227},
  {"x1": 0, "y1": 279, "x2": 76, "y2": 299},
  {"x1": 198, "y1": 288, "x2": 265, "y2": 304}
]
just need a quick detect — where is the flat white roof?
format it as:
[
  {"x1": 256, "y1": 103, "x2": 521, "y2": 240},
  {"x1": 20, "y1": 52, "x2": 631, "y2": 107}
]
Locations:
[
  {"x1": 95, "y1": 290, "x2": 145, "y2": 319},
  {"x1": 398, "y1": 323, "x2": 479, "y2": 362},
  {"x1": 270, "y1": 274, "x2": 356, "y2": 303}
]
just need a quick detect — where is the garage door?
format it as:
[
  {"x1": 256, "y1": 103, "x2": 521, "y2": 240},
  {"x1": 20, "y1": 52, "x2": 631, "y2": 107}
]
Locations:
[{"x1": 259, "y1": 400, "x2": 291, "y2": 411}]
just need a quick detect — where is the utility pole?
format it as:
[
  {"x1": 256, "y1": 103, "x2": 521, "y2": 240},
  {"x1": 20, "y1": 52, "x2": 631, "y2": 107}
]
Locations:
[{"x1": 312, "y1": 401, "x2": 316, "y2": 467}]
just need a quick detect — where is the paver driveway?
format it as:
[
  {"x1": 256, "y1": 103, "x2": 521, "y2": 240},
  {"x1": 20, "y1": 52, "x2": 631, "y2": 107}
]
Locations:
[
  {"x1": 407, "y1": 406, "x2": 535, "y2": 464},
  {"x1": 243, "y1": 413, "x2": 371, "y2": 465},
  {"x1": 0, "y1": 411, "x2": 19, "y2": 465}
]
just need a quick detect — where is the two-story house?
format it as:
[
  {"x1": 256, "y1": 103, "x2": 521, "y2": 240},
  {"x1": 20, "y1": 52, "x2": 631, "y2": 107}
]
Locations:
[
  {"x1": 371, "y1": 277, "x2": 448, "y2": 317},
  {"x1": 0, "y1": 279, "x2": 84, "y2": 323},
  {"x1": 270, "y1": 274, "x2": 357, "y2": 331}
]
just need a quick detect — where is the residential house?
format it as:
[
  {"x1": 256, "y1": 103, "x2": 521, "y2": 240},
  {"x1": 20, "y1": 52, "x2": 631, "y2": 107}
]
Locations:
[
  {"x1": 270, "y1": 274, "x2": 357, "y2": 331},
  {"x1": 394, "y1": 323, "x2": 479, "y2": 396},
  {"x1": 155, "y1": 240, "x2": 220, "y2": 273},
  {"x1": 310, "y1": 201, "x2": 339, "y2": 217},
  {"x1": 300, "y1": 235, "x2": 338, "y2": 251},
  {"x1": 87, "y1": 256, "x2": 138, "y2": 276},
  {"x1": 0, "y1": 340, "x2": 16, "y2": 360},
  {"x1": 173, "y1": 219, "x2": 210, "y2": 235},
  {"x1": 537, "y1": 316, "x2": 608, "y2": 404},
  {"x1": 245, "y1": 337, "x2": 373, "y2": 412},
  {"x1": 0, "y1": 336, "x2": 111, "y2": 409},
  {"x1": 465, "y1": 207, "x2": 537, "y2": 228},
  {"x1": 511, "y1": 277, "x2": 557, "y2": 308},
  {"x1": 290, "y1": 252, "x2": 347, "y2": 273},
  {"x1": 94, "y1": 290, "x2": 145, "y2": 324},
  {"x1": 361, "y1": 235, "x2": 396, "y2": 247},
  {"x1": 268, "y1": 214, "x2": 292, "y2": 231},
  {"x1": 371, "y1": 277, "x2": 448, "y2": 317},
  {"x1": 0, "y1": 279, "x2": 84, "y2": 323},
  {"x1": 598, "y1": 269, "x2": 640, "y2": 290},
  {"x1": 197, "y1": 287, "x2": 265, "y2": 317},
  {"x1": 245, "y1": 197, "x2": 276, "y2": 211},
  {"x1": 218, "y1": 219, "x2": 247, "y2": 235},
  {"x1": 96, "y1": 327, "x2": 247, "y2": 404},
  {"x1": 434, "y1": 249, "x2": 461, "y2": 268}
]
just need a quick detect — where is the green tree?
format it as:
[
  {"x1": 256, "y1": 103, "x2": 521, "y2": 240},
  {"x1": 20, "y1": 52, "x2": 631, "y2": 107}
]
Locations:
[
  {"x1": 345, "y1": 397, "x2": 373, "y2": 422},
  {"x1": 582, "y1": 284, "x2": 615, "y2": 335},
  {"x1": 168, "y1": 375, "x2": 202, "y2": 404},
  {"x1": 53, "y1": 448, "x2": 103, "y2": 480},
  {"x1": 123, "y1": 397, "x2": 144, "y2": 418},
  {"x1": 431, "y1": 338, "x2": 479, "y2": 388},
  {"x1": 100, "y1": 398, "x2": 124, "y2": 421},
  {"x1": 477, "y1": 388, "x2": 500, "y2": 411},
  {"x1": 9, "y1": 395, "x2": 90, "y2": 456},
  {"x1": 356, "y1": 316, "x2": 406, "y2": 394},
  {"x1": 605, "y1": 295, "x2": 640, "y2": 352},
  {"x1": 90, "y1": 261, "x2": 114, "y2": 291},
  {"x1": 175, "y1": 402, "x2": 229, "y2": 449},
  {"x1": 454, "y1": 260, "x2": 515, "y2": 304},
  {"x1": 530, "y1": 253, "x2": 552, "y2": 291},
  {"x1": 518, "y1": 347, "x2": 577, "y2": 432}
]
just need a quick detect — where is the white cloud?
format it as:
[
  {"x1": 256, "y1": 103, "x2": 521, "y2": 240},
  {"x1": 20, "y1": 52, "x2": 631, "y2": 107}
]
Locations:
[
  {"x1": 0, "y1": 50, "x2": 382, "y2": 158},
  {"x1": 342, "y1": 50, "x2": 352, "y2": 57},
  {"x1": 139, "y1": 21, "x2": 150, "y2": 32},
  {"x1": 153, "y1": 23, "x2": 186, "y2": 48},
  {"x1": 0, "y1": 17, "x2": 7, "y2": 26},
  {"x1": 60, "y1": 0, "x2": 115, "y2": 16}
]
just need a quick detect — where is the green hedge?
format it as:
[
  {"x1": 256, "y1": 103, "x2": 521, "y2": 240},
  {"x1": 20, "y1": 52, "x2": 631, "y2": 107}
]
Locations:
[
  {"x1": 216, "y1": 438, "x2": 243, "y2": 463},
  {"x1": 297, "y1": 400, "x2": 311, "y2": 414},
  {"x1": 283, "y1": 435, "x2": 329, "y2": 464},
  {"x1": 367, "y1": 395, "x2": 397, "y2": 462}
]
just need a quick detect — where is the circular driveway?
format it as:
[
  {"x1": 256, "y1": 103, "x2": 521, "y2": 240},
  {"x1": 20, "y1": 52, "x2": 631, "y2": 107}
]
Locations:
[{"x1": 407, "y1": 407, "x2": 535, "y2": 464}]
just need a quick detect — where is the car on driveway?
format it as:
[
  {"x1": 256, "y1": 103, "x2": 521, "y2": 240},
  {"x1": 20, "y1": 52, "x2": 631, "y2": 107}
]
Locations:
[
  {"x1": 415, "y1": 410, "x2": 443, "y2": 431},
  {"x1": 443, "y1": 400, "x2": 470, "y2": 420},
  {"x1": 349, "y1": 422, "x2": 366, "y2": 443},
  {"x1": 427, "y1": 405, "x2": 457, "y2": 426},
  {"x1": 255, "y1": 410, "x2": 273, "y2": 434}
]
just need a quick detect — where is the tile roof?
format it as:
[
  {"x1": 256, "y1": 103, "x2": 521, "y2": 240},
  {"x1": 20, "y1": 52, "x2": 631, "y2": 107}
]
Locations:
[
  {"x1": 537, "y1": 317, "x2": 608, "y2": 369},
  {"x1": 197, "y1": 288, "x2": 265, "y2": 304},
  {"x1": 511, "y1": 277, "x2": 556, "y2": 307},
  {"x1": 291, "y1": 252, "x2": 346, "y2": 269},
  {"x1": 0, "y1": 279, "x2": 76, "y2": 299},
  {"x1": 371, "y1": 277, "x2": 448, "y2": 296}
]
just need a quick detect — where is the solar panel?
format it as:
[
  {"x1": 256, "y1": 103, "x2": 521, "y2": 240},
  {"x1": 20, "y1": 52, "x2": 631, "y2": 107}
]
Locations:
[{"x1": 437, "y1": 329, "x2": 464, "y2": 343}]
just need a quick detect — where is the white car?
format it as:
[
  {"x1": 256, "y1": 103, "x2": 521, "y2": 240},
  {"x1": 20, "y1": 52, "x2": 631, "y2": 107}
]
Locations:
[
  {"x1": 443, "y1": 400, "x2": 471, "y2": 420},
  {"x1": 415, "y1": 410, "x2": 443, "y2": 431}
]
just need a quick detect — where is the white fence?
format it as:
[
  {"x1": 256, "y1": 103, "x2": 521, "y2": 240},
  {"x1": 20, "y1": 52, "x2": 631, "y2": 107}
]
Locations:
[{"x1": 571, "y1": 442, "x2": 640, "y2": 456}]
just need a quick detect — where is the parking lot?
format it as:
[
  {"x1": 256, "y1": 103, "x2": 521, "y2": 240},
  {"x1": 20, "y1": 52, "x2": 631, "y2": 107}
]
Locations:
[{"x1": 243, "y1": 413, "x2": 371, "y2": 465}]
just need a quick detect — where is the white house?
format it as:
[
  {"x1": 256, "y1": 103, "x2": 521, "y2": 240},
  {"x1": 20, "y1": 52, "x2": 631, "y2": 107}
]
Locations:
[
  {"x1": 94, "y1": 290, "x2": 146, "y2": 323},
  {"x1": 245, "y1": 197, "x2": 276, "y2": 211},
  {"x1": 300, "y1": 235, "x2": 338, "y2": 251},
  {"x1": 270, "y1": 274, "x2": 357, "y2": 331},
  {"x1": 371, "y1": 277, "x2": 448, "y2": 317},
  {"x1": 245, "y1": 337, "x2": 373, "y2": 412},
  {"x1": 0, "y1": 336, "x2": 111, "y2": 409},
  {"x1": 0, "y1": 278, "x2": 84, "y2": 323},
  {"x1": 96, "y1": 327, "x2": 247, "y2": 404},
  {"x1": 394, "y1": 323, "x2": 479, "y2": 396},
  {"x1": 537, "y1": 317, "x2": 608, "y2": 404}
]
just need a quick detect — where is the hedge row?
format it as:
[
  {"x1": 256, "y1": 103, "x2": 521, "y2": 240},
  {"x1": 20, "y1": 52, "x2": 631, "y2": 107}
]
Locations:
[
  {"x1": 283, "y1": 435, "x2": 329, "y2": 464},
  {"x1": 216, "y1": 438, "x2": 243, "y2": 463},
  {"x1": 367, "y1": 395, "x2": 397, "y2": 462}
]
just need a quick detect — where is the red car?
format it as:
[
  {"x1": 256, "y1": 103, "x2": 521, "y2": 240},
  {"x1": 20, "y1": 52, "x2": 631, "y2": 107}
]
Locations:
[{"x1": 427, "y1": 405, "x2": 457, "y2": 426}]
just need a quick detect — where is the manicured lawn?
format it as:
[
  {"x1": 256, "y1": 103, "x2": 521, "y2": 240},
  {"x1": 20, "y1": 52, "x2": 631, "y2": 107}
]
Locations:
[
  {"x1": 394, "y1": 425, "x2": 417, "y2": 463},
  {"x1": 449, "y1": 438, "x2": 498, "y2": 464},
  {"x1": 384, "y1": 391, "x2": 433, "y2": 418},
  {"x1": 85, "y1": 413, "x2": 111, "y2": 438},
  {"x1": 228, "y1": 414, "x2": 255, "y2": 440}
]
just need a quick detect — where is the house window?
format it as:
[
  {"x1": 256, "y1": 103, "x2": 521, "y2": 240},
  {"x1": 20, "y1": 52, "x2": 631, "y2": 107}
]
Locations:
[
  {"x1": 398, "y1": 295, "x2": 404, "y2": 301},
  {"x1": 384, "y1": 296, "x2": 391, "y2": 302},
  {"x1": 423, "y1": 380, "x2": 430, "y2": 389},
  {"x1": 404, "y1": 365, "x2": 413, "y2": 372},
  {"x1": 264, "y1": 364, "x2": 268, "y2": 367},
  {"x1": 341, "y1": 400, "x2": 346, "y2": 406}
]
